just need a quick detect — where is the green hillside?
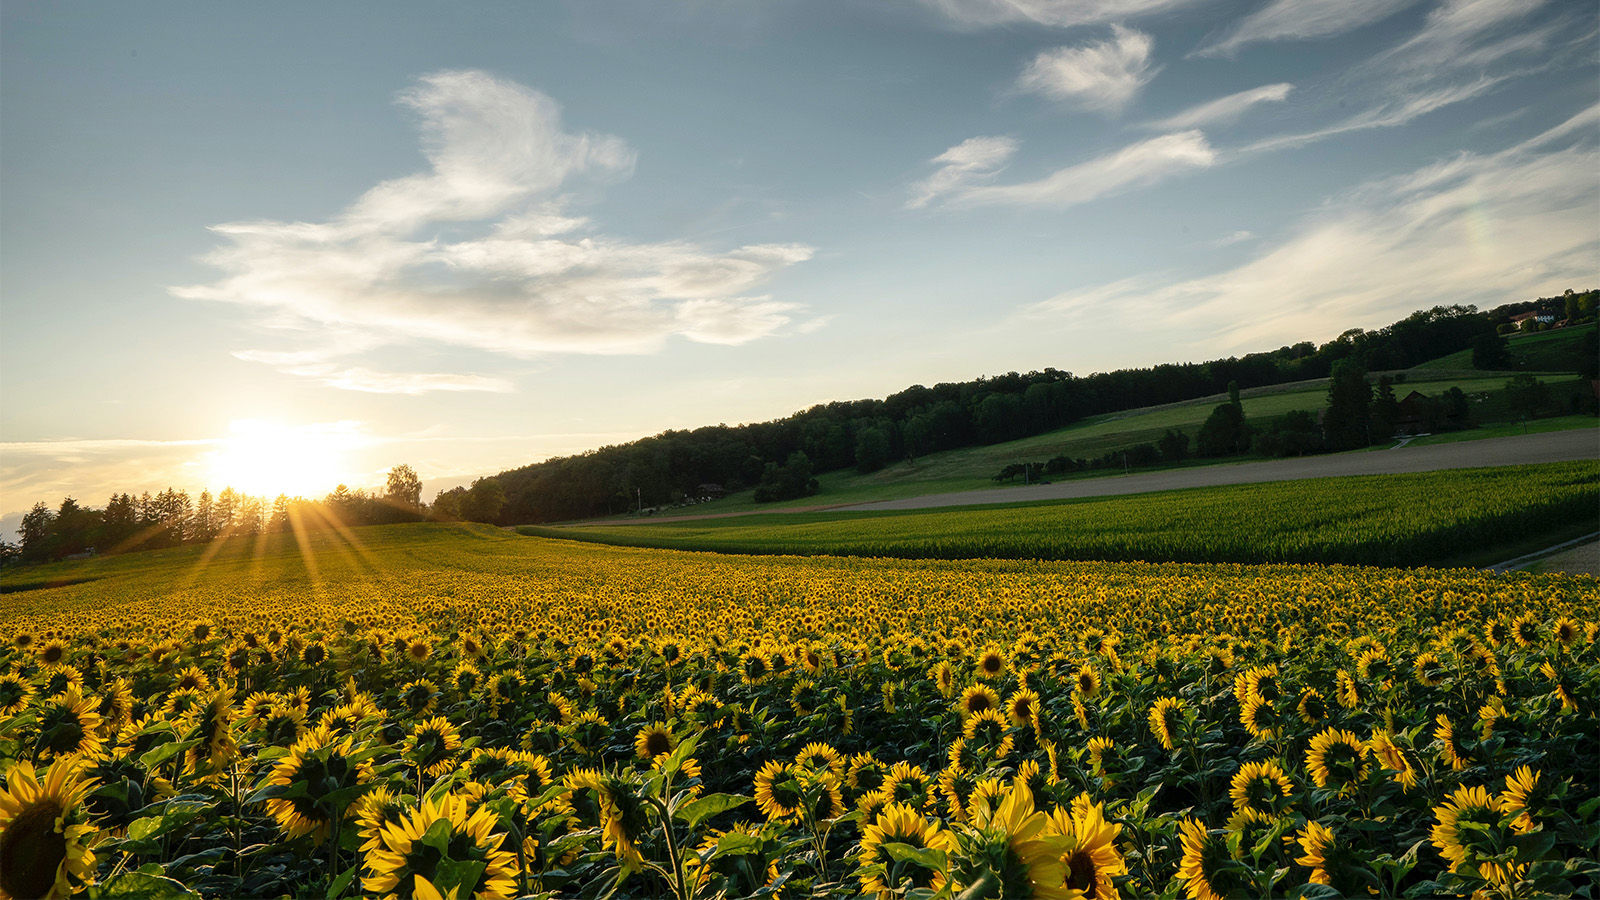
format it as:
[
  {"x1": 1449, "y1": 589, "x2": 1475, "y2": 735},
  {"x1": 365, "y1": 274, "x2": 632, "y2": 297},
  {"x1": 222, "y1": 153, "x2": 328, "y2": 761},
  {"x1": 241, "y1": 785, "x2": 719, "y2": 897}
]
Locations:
[
  {"x1": 660, "y1": 370, "x2": 1595, "y2": 516},
  {"x1": 1410, "y1": 322, "x2": 1595, "y2": 372}
]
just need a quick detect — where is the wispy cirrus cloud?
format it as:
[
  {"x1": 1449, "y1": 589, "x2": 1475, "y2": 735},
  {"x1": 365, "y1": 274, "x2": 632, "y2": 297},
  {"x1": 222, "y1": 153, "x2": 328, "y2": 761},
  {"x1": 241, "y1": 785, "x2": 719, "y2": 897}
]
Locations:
[
  {"x1": 1015, "y1": 26, "x2": 1157, "y2": 114},
  {"x1": 918, "y1": 0, "x2": 1202, "y2": 29},
  {"x1": 1143, "y1": 83, "x2": 1293, "y2": 130},
  {"x1": 1239, "y1": 0, "x2": 1564, "y2": 153},
  {"x1": 914, "y1": 131, "x2": 1217, "y2": 209},
  {"x1": 906, "y1": 136, "x2": 1019, "y2": 209},
  {"x1": 1197, "y1": 0, "x2": 1423, "y2": 57},
  {"x1": 1022, "y1": 106, "x2": 1600, "y2": 353},
  {"x1": 173, "y1": 70, "x2": 814, "y2": 393}
]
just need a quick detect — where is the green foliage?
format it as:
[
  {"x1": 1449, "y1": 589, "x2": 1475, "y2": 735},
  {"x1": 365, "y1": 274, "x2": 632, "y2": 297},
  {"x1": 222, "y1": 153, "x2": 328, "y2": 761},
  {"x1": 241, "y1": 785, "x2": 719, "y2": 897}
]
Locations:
[{"x1": 1324, "y1": 361, "x2": 1371, "y2": 450}]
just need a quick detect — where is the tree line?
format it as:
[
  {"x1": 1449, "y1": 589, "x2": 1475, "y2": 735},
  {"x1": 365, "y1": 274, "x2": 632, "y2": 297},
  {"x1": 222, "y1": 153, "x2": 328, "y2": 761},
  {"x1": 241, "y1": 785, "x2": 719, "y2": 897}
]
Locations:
[
  {"x1": 490, "y1": 301, "x2": 1586, "y2": 523},
  {"x1": 5, "y1": 465, "x2": 437, "y2": 564}
]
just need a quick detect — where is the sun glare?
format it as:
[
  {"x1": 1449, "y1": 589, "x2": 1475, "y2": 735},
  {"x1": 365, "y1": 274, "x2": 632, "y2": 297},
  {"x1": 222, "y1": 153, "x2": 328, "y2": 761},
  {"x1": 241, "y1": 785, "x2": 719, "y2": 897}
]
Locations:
[{"x1": 205, "y1": 420, "x2": 362, "y2": 498}]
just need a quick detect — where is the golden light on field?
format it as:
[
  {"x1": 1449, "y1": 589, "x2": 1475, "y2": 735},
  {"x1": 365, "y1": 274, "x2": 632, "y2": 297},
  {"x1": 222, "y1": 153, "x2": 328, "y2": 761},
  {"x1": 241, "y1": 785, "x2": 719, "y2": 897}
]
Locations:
[{"x1": 204, "y1": 419, "x2": 362, "y2": 498}]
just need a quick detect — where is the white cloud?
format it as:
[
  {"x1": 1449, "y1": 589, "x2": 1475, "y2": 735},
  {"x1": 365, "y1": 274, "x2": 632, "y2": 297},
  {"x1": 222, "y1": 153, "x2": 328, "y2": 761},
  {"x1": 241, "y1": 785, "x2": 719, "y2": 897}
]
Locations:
[
  {"x1": 919, "y1": 0, "x2": 1201, "y2": 29},
  {"x1": 174, "y1": 70, "x2": 815, "y2": 390},
  {"x1": 1016, "y1": 26, "x2": 1156, "y2": 113},
  {"x1": 1143, "y1": 83, "x2": 1293, "y2": 130},
  {"x1": 928, "y1": 130, "x2": 1217, "y2": 209},
  {"x1": 1023, "y1": 108, "x2": 1600, "y2": 353},
  {"x1": 907, "y1": 136, "x2": 1019, "y2": 209},
  {"x1": 1240, "y1": 0, "x2": 1556, "y2": 153},
  {"x1": 1198, "y1": 0, "x2": 1423, "y2": 57}
]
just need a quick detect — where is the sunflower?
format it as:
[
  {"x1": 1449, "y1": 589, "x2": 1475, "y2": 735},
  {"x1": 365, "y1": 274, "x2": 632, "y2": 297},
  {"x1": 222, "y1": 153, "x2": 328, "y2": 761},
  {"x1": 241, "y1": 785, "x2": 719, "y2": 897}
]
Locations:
[
  {"x1": 1230, "y1": 759, "x2": 1293, "y2": 815},
  {"x1": 975, "y1": 647, "x2": 1007, "y2": 680},
  {"x1": 753, "y1": 760, "x2": 803, "y2": 822},
  {"x1": 184, "y1": 687, "x2": 239, "y2": 778},
  {"x1": 634, "y1": 722, "x2": 676, "y2": 760},
  {"x1": 1295, "y1": 688, "x2": 1327, "y2": 725},
  {"x1": 938, "y1": 764, "x2": 978, "y2": 822},
  {"x1": 1433, "y1": 713, "x2": 1473, "y2": 771},
  {"x1": 1367, "y1": 730, "x2": 1418, "y2": 791},
  {"x1": 881, "y1": 761, "x2": 935, "y2": 811},
  {"x1": 1087, "y1": 736, "x2": 1119, "y2": 787},
  {"x1": 402, "y1": 717, "x2": 463, "y2": 779},
  {"x1": 847, "y1": 753, "x2": 888, "y2": 797},
  {"x1": 0, "y1": 672, "x2": 36, "y2": 716},
  {"x1": 1553, "y1": 616, "x2": 1581, "y2": 646},
  {"x1": 1176, "y1": 818, "x2": 1245, "y2": 900},
  {"x1": 355, "y1": 786, "x2": 413, "y2": 853},
  {"x1": 260, "y1": 703, "x2": 307, "y2": 746},
  {"x1": 958, "y1": 684, "x2": 1001, "y2": 719},
  {"x1": 740, "y1": 649, "x2": 770, "y2": 685},
  {"x1": 399, "y1": 679, "x2": 440, "y2": 717},
  {"x1": 1074, "y1": 664, "x2": 1102, "y2": 699},
  {"x1": 35, "y1": 640, "x2": 69, "y2": 668},
  {"x1": 1304, "y1": 728, "x2": 1368, "y2": 794},
  {"x1": 405, "y1": 639, "x2": 432, "y2": 664},
  {"x1": 362, "y1": 793, "x2": 517, "y2": 900},
  {"x1": 963, "y1": 708, "x2": 1014, "y2": 760},
  {"x1": 173, "y1": 665, "x2": 210, "y2": 692},
  {"x1": 38, "y1": 666, "x2": 84, "y2": 700},
  {"x1": 1148, "y1": 696, "x2": 1185, "y2": 751},
  {"x1": 562, "y1": 709, "x2": 610, "y2": 757},
  {"x1": 930, "y1": 661, "x2": 956, "y2": 699},
  {"x1": 855, "y1": 802, "x2": 957, "y2": 898},
  {"x1": 34, "y1": 686, "x2": 105, "y2": 760},
  {"x1": 1512, "y1": 612, "x2": 1541, "y2": 649},
  {"x1": 1006, "y1": 688, "x2": 1041, "y2": 729},
  {"x1": 1333, "y1": 669, "x2": 1361, "y2": 709},
  {"x1": 959, "y1": 779, "x2": 1063, "y2": 898},
  {"x1": 1538, "y1": 660, "x2": 1579, "y2": 713},
  {"x1": 1412, "y1": 652, "x2": 1446, "y2": 687},
  {"x1": 1041, "y1": 797, "x2": 1126, "y2": 900},
  {"x1": 1430, "y1": 784, "x2": 1503, "y2": 874},
  {"x1": 794, "y1": 741, "x2": 845, "y2": 778},
  {"x1": 1240, "y1": 693, "x2": 1279, "y2": 740},
  {"x1": 449, "y1": 662, "x2": 480, "y2": 696},
  {"x1": 0, "y1": 757, "x2": 101, "y2": 900},
  {"x1": 261, "y1": 727, "x2": 376, "y2": 842},
  {"x1": 1295, "y1": 820, "x2": 1367, "y2": 894},
  {"x1": 1498, "y1": 766, "x2": 1551, "y2": 833},
  {"x1": 564, "y1": 768, "x2": 649, "y2": 871}
]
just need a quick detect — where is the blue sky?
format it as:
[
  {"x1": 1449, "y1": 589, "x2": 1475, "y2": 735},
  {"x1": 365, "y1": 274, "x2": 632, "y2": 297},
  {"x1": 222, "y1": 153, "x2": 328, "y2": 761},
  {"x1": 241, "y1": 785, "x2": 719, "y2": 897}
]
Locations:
[{"x1": 2, "y1": 0, "x2": 1596, "y2": 525}]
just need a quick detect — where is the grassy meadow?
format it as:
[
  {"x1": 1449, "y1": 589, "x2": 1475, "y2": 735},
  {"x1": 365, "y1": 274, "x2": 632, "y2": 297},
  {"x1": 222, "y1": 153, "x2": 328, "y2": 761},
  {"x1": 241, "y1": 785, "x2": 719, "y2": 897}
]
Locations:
[{"x1": 2, "y1": 522, "x2": 1598, "y2": 899}]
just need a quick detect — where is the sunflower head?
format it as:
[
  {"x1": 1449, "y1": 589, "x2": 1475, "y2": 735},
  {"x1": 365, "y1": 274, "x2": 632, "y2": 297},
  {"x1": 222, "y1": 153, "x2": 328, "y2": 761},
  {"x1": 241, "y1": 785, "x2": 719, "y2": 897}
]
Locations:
[
  {"x1": 1304, "y1": 728, "x2": 1368, "y2": 794},
  {"x1": 1176, "y1": 818, "x2": 1247, "y2": 900},
  {"x1": 402, "y1": 717, "x2": 464, "y2": 779},
  {"x1": 361, "y1": 793, "x2": 518, "y2": 900},
  {"x1": 0, "y1": 757, "x2": 102, "y2": 900},
  {"x1": 34, "y1": 686, "x2": 105, "y2": 760},
  {"x1": 634, "y1": 722, "x2": 676, "y2": 761},
  {"x1": 958, "y1": 684, "x2": 1001, "y2": 719},
  {"x1": 1148, "y1": 696, "x2": 1185, "y2": 751},
  {"x1": 1230, "y1": 759, "x2": 1294, "y2": 815},
  {"x1": 855, "y1": 802, "x2": 956, "y2": 897}
]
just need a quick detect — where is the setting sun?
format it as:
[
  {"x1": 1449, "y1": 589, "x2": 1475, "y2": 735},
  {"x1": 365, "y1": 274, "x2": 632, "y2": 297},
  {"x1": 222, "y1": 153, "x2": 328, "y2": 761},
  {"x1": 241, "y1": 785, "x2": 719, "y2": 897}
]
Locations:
[{"x1": 203, "y1": 420, "x2": 363, "y2": 498}]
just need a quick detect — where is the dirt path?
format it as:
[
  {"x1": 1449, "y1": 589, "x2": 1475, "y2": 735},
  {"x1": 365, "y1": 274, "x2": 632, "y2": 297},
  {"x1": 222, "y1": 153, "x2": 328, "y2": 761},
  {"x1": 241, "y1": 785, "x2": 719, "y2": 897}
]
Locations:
[{"x1": 842, "y1": 429, "x2": 1596, "y2": 511}]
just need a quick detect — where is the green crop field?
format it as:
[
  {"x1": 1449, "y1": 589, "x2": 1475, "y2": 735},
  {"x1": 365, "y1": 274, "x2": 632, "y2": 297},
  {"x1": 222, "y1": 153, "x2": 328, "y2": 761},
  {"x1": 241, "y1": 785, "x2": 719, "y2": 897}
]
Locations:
[{"x1": 526, "y1": 462, "x2": 1600, "y2": 569}]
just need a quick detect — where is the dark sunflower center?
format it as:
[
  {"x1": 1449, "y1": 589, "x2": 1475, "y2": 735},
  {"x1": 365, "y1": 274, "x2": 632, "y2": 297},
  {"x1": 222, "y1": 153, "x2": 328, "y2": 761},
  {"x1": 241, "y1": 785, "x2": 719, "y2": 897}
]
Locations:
[
  {"x1": 982, "y1": 657, "x2": 1001, "y2": 674},
  {"x1": 645, "y1": 732, "x2": 672, "y2": 757},
  {"x1": 42, "y1": 646, "x2": 65, "y2": 664},
  {"x1": 1064, "y1": 849, "x2": 1098, "y2": 898},
  {"x1": 0, "y1": 800, "x2": 68, "y2": 900},
  {"x1": 46, "y1": 719, "x2": 87, "y2": 755},
  {"x1": 966, "y1": 694, "x2": 991, "y2": 714}
]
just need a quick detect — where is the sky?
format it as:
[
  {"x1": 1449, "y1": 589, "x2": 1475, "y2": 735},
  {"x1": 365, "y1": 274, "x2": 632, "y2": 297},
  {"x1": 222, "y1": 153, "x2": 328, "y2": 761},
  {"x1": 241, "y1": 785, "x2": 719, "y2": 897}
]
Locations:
[{"x1": 2, "y1": 0, "x2": 1597, "y2": 532}]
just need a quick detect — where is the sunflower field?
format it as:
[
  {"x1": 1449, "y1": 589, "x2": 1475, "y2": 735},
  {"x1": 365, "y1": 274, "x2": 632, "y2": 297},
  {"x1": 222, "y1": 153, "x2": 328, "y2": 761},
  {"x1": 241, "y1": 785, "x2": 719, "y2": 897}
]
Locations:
[{"x1": 1, "y1": 524, "x2": 1597, "y2": 899}]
